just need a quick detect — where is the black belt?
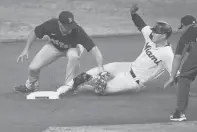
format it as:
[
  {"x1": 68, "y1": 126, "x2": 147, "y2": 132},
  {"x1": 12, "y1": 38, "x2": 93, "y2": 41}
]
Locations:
[{"x1": 130, "y1": 68, "x2": 140, "y2": 84}]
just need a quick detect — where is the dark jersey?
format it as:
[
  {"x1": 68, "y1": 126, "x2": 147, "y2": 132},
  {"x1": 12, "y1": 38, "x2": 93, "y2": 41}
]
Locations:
[
  {"x1": 34, "y1": 18, "x2": 95, "y2": 52},
  {"x1": 175, "y1": 25, "x2": 197, "y2": 79}
]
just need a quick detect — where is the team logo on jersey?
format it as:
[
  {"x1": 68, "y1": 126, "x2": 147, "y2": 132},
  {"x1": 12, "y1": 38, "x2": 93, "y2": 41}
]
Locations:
[
  {"x1": 144, "y1": 42, "x2": 161, "y2": 65},
  {"x1": 50, "y1": 38, "x2": 68, "y2": 49}
]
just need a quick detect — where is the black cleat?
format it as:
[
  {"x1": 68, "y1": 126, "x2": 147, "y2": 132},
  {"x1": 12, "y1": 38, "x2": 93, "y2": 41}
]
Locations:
[
  {"x1": 71, "y1": 72, "x2": 93, "y2": 93},
  {"x1": 14, "y1": 85, "x2": 36, "y2": 93},
  {"x1": 170, "y1": 110, "x2": 187, "y2": 121}
]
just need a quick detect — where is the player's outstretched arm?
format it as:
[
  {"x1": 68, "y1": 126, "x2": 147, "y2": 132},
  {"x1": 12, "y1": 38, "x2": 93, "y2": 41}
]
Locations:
[
  {"x1": 90, "y1": 46, "x2": 105, "y2": 73},
  {"x1": 130, "y1": 4, "x2": 147, "y2": 32},
  {"x1": 24, "y1": 30, "x2": 38, "y2": 50},
  {"x1": 17, "y1": 30, "x2": 37, "y2": 63}
]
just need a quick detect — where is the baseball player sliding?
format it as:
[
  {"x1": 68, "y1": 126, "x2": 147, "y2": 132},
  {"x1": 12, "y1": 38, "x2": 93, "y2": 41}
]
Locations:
[
  {"x1": 57, "y1": 5, "x2": 175, "y2": 96},
  {"x1": 15, "y1": 11, "x2": 105, "y2": 93}
]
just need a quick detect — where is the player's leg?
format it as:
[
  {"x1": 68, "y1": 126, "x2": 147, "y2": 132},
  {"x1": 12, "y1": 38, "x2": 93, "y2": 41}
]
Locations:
[
  {"x1": 57, "y1": 46, "x2": 84, "y2": 95},
  {"x1": 87, "y1": 62, "x2": 132, "y2": 77},
  {"x1": 57, "y1": 62, "x2": 132, "y2": 95},
  {"x1": 93, "y1": 71, "x2": 142, "y2": 95},
  {"x1": 105, "y1": 71, "x2": 141, "y2": 94},
  {"x1": 74, "y1": 62, "x2": 132, "y2": 92},
  {"x1": 15, "y1": 44, "x2": 65, "y2": 93},
  {"x1": 170, "y1": 76, "x2": 193, "y2": 121}
]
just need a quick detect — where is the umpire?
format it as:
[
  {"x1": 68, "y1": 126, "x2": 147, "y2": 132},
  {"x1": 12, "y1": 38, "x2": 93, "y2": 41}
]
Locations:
[{"x1": 164, "y1": 15, "x2": 197, "y2": 121}]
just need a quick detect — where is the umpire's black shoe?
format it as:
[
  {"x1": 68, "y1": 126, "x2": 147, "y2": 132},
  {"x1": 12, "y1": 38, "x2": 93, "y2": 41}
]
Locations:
[
  {"x1": 170, "y1": 110, "x2": 187, "y2": 121},
  {"x1": 14, "y1": 85, "x2": 36, "y2": 93}
]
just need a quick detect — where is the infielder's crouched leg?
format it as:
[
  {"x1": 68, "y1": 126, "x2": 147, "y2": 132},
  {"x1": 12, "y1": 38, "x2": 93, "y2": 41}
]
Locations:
[
  {"x1": 15, "y1": 44, "x2": 64, "y2": 93},
  {"x1": 28, "y1": 44, "x2": 64, "y2": 88},
  {"x1": 64, "y1": 48, "x2": 81, "y2": 85},
  {"x1": 57, "y1": 47, "x2": 86, "y2": 95}
]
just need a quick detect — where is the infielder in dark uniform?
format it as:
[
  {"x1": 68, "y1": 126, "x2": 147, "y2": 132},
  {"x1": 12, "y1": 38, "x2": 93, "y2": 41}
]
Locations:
[
  {"x1": 15, "y1": 11, "x2": 104, "y2": 94},
  {"x1": 164, "y1": 15, "x2": 197, "y2": 121}
]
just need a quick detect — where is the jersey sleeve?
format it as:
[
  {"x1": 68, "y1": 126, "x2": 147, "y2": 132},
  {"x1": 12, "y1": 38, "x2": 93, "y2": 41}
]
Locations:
[
  {"x1": 141, "y1": 26, "x2": 152, "y2": 40},
  {"x1": 131, "y1": 13, "x2": 147, "y2": 31},
  {"x1": 175, "y1": 26, "x2": 197, "y2": 55},
  {"x1": 131, "y1": 13, "x2": 152, "y2": 39},
  {"x1": 77, "y1": 28, "x2": 96, "y2": 52},
  {"x1": 34, "y1": 20, "x2": 52, "y2": 39}
]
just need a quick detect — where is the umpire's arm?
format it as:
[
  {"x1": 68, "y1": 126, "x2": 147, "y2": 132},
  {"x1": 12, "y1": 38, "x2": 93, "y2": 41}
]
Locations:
[{"x1": 170, "y1": 29, "x2": 193, "y2": 79}]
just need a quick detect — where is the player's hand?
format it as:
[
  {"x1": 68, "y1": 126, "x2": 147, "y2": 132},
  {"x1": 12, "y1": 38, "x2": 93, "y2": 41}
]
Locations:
[
  {"x1": 130, "y1": 4, "x2": 139, "y2": 14},
  {"x1": 164, "y1": 77, "x2": 175, "y2": 89},
  {"x1": 98, "y1": 66, "x2": 105, "y2": 73},
  {"x1": 17, "y1": 49, "x2": 29, "y2": 63}
]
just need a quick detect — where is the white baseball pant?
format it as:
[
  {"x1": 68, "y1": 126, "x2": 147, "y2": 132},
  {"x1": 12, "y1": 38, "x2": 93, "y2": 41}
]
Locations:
[{"x1": 79, "y1": 62, "x2": 144, "y2": 93}]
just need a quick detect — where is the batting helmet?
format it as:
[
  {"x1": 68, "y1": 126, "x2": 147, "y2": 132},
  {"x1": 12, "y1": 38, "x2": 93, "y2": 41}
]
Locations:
[{"x1": 151, "y1": 21, "x2": 172, "y2": 39}]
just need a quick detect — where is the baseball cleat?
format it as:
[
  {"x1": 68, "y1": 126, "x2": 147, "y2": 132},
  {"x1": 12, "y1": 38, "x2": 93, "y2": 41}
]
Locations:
[
  {"x1": 71, "y1": 72, "x2": 93, "y2": 94},
  {"x1": 170, "y1": 110, "x2": 187, "y2": 121},
  {"x1": 14, "y1": 85, "x2": 36, "y2": 93},
  {"x1": 57, "y1": 85, "x2": 72, "y2": 98}
]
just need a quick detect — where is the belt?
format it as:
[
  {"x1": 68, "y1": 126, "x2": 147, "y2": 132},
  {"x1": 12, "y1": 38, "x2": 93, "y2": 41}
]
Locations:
[{"x1": 130, "y1": 68, "x2": 140, "y2": 84}]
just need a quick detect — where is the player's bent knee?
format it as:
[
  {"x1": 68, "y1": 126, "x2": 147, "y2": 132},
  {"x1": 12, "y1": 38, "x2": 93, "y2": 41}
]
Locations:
[
  {"x1": 67, "y1": 48, "x2": 80, "y2": 60},
  {"x1": 28, "y1": 62, "x2": 41, "y2": 72},
  {"x1": 105, "y1": 62, "x2": 118, "y2": 67}
]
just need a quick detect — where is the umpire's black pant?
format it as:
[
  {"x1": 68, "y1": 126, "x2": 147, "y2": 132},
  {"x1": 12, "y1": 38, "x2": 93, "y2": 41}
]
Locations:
[{"x1": 176, "y1": 76, "x2": 193, "y2": 112}]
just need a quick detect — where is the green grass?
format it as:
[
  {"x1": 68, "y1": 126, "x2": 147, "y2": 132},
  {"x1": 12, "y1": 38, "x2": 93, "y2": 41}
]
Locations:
[{"x1": 0, "y1": 0, "x2": 197, "y2": 40}]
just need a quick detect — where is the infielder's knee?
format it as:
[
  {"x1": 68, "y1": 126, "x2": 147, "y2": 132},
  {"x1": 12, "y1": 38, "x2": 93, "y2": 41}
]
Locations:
[
  {"x1": 28, "y1": 62, "x2": 41, "y2": 73},
  {"x1": 67, "y1": 48, "x2": 80, "y2": 60}
]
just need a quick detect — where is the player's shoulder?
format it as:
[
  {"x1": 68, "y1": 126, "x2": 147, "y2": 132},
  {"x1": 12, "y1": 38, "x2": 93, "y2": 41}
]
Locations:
[
  {"x1": 141, "y1": 26, "x2": 152, "y2": 32},
  {"x1": 141, "y1": 26, "x2": 152, "y2": 40},
  {"x1": 184, "y1": 24, "x2": 197, "y2": 35},
  {"x1": 36, "y1": 18, "x2": 58, "y2": 29},
  {"x1": 161, "y1": 43, "x2": 174, "y2": 55},
  {"x1": 75, "y1": 24, "x2": 91, "y2": 38},
  {"x1": 44, "y1": 18, "x2": 58, "y2": 26},
  {"x1": 76, "y1": 25, "x2": 87, "y2": 34}
]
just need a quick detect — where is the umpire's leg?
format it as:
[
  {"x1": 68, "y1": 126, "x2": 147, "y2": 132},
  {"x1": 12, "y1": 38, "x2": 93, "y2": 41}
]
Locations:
[{"x1": 176, "y1": 76, "x2": 193, "y2": 112}]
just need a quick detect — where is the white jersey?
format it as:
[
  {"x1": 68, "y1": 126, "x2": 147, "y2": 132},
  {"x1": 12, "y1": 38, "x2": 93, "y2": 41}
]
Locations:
[{"x1": 131, "y1": 26, "x2": 174, "y2": 83}]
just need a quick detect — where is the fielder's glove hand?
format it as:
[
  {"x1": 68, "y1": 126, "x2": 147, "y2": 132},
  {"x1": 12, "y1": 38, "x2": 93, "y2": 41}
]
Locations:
[{"x1": 130, "y1": 4, "x2": 139, "y2": 14}]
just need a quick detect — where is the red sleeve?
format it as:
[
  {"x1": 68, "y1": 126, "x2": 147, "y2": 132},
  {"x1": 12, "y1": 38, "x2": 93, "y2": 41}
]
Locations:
[
  {"x1": 175, "y1": 26, "x2": 197, "y2": 55},
  {"x1": 77, "y1": 28, "x2": 96, "y2": 52}
]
